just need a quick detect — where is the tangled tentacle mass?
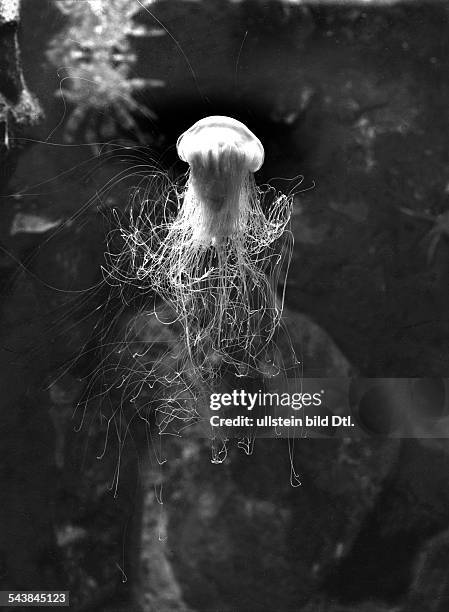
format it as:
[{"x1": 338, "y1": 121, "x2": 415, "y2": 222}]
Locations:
[{"x1": 105, "y1": 118, "x2": 295, "y2": 438}]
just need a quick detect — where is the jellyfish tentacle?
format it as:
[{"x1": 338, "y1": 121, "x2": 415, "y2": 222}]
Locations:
[{"x1": 107, "y1": 116, "x2": 295, "y2": 434}]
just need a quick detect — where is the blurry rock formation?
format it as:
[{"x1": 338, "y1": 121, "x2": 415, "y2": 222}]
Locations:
[{"x1": 0, "y1": 0, "x2": 42, "y2": 152}]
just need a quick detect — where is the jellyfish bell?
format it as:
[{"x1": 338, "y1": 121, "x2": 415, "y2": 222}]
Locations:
[
  {"x1": 176, "y1": 116, "x2": 265, "y2": 245},
  {"x1": 176, "y1": 116, "x2": 264, "y2": 173}
]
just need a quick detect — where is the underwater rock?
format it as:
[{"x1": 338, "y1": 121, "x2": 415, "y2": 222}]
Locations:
[
  {"x1": 0, "y1": 0, "x2": 42, "y2": 147},
  {"x1": 407, "y1": 527, "x2": 449, "y2": 612}
]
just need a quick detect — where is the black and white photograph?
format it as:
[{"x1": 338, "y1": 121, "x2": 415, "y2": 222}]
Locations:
[{"x1": 1, "y1": 0, "x2": 449, "y2": 610}]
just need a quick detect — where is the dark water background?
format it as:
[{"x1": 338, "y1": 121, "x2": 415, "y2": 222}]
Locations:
[{"x1": 1, "y1": 1, "x2": 449, "y2": 611}]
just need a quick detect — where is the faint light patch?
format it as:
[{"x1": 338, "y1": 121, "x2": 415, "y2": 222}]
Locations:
[
  {"x1": 56, "y1": 524, "x2": 87, "y2": 547},
  {"x1": 243, "y1": 498, "x2": 279, "y2": 518},
  {"x1": 271, "y1": 84, "x2": 315, "y2": 125},
  {"x1": 49, "y1": 376, "x2": 84, "y2": 469},
  {"x1": 146, "y1": 78, "x2": 166, "y2": 87},
  {"x1": 10, "y1": 212, "x2": 62, "y2": 235},
  {"x1": 147, "y1": 27, "x2": 167, "y2": 37},
  {"x1": 353, "y1": 105, "x2": 417, "y2": 171},
  {"x1": 292, "y1": 206, "x2": 329, "y2": 245},
  {"x1": 323, "y1": 70, "x2": 419, "y2": 172},
  {"x1": 334, "y1": 541, "x2": 345, "y2": 559},
  {"x1": 329, "y1": 199, "x2": 369, "y2": 223},
  {"x1": 49, "y1": 375, "x2": 84, "y2": 406},
  {"x1": 198, "y1": 491, "x2": 218, "y2": 520}
]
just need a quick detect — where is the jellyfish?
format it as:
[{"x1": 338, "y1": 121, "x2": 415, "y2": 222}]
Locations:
[
  {"x1": 111, "y1": 115, "x2": 294, "y2": 396},
  {"x1": 176, "y1": 115, "x2": 265, "y2": 245}
]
